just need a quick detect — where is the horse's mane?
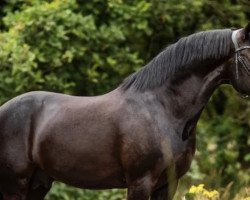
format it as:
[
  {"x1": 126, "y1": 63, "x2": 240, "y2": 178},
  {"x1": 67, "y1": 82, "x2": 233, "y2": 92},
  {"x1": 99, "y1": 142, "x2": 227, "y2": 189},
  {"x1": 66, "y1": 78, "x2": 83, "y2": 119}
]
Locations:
[{"x1": 121, "y1": 29, "x2": 233, "y2": 91}]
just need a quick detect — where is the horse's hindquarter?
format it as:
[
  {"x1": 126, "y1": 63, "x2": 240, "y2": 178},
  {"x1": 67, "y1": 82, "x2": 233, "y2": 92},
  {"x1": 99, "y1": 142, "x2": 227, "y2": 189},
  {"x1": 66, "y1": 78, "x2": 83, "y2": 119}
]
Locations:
[
  {"x1": 31, "y1": 92, "x2": 126, "y2": 189},
  {"x1": 0, "y1": 93, "x2": 37, "y2": 176}
]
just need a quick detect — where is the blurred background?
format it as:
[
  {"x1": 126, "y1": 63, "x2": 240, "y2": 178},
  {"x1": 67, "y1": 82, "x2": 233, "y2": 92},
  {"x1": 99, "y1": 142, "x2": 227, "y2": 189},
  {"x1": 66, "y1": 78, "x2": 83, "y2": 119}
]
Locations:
[{"x1": 0, "y1": 0, "x2": 249, "y2": 199}]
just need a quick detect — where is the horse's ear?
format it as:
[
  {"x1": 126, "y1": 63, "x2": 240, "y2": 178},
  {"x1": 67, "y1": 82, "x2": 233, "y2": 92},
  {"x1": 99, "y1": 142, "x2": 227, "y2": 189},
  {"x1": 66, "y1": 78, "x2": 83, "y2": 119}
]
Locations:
[
  {"x1": 238, "y1": 22, "x2": 250, "y2": 41},
  {"x1": 244, "y1": 21, "x2": 250, "y2": 38}
]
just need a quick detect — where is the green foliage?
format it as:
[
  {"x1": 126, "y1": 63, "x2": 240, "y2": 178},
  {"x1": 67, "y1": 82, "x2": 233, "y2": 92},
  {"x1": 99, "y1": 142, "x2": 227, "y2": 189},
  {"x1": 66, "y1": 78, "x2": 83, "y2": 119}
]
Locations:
[
  {"x1": 0, "y1": 0, "x2": 250, "y2": 199},
  {"x1": 0, "y1": 0, "x2": 144, "y2": 102},
  {"x1": 46, "y1": 182, "x2": 126, "y2": 200}
]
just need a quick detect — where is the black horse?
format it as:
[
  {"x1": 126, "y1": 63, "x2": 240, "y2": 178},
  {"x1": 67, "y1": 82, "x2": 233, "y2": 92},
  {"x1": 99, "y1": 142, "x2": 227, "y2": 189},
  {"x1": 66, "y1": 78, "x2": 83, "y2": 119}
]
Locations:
[{"x1": 0, "y1": 23, "x2": 250, "y2": 200}]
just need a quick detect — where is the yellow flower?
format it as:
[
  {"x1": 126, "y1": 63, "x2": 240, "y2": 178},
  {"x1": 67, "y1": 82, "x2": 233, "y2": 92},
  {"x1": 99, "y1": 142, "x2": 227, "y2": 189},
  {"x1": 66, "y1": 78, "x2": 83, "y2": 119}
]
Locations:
[
  {"x1": 188, "y1": 184, "x2": 219, "y2": 199},
  {"x1": 203, "y1": 190, "x2": 219, "y2": 198},
  {"x1": 189, "y1": 184, "x2": 205, "y2": 194},
  {"x1": 189, "y1": 185, "x2": 198, "y2": 194},
  {"x1": 242, "y1": 197, "x2": 250, "y2": 200}
]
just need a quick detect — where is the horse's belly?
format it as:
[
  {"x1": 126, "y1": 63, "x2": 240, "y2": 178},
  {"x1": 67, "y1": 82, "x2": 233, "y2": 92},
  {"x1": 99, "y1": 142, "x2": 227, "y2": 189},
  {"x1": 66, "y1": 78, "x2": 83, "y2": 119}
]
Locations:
[
  {"x1": 33, "y1": 137, "x2": 126, "y2": 189},
  {"x1": 39, "y1": 157, "x2": 126, "y2": 189},
  {"x1": 51, "y1": 167, "x2": 126, "y2": 189}
]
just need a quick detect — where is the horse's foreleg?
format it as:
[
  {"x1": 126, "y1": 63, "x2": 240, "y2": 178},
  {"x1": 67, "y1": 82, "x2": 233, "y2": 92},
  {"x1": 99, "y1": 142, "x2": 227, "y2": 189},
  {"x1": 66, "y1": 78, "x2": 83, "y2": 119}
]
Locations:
[
  {"x1": 26, "y1": 185, "x2": 52, "y2": 200},
  {"x1": 127, "y1": 176, "x2": 153, "y2": 200},
  {"x1": 26, "y1": 170, "x2": 53, "y2": 200},
  {"x1": 150, "y1": 185, "x2": 168, "y2": 200},
  {"x1": 127, "y1": 185, "x2": 151, "y2": 200},
  {"x1": 150, "y1": 181, "x2": 178, "y2": 200}
]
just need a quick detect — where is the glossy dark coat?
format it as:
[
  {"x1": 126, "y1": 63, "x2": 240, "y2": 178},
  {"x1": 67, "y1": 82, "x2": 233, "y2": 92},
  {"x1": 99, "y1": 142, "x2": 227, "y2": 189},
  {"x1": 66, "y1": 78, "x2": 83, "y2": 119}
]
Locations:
[{"x1": 0, "y1": 24, "x2": 250, "y2": 200}]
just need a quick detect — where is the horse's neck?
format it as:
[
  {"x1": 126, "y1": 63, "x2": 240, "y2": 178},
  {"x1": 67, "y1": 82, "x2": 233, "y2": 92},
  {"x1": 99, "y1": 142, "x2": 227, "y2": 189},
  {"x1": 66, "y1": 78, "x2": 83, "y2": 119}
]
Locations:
[{"x1": 160, "y1": 64, "x2": 226, "y2": 119}]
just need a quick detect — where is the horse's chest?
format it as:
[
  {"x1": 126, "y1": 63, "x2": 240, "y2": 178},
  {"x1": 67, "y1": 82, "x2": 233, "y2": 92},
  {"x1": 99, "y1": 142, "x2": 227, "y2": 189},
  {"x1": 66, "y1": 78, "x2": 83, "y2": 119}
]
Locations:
[
  {"x1": 159, "y1": 130, "x2": 196, "y2": 179},
  {"x1": 174, "y1": 135, "x2": 196, "y2": 178}
]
